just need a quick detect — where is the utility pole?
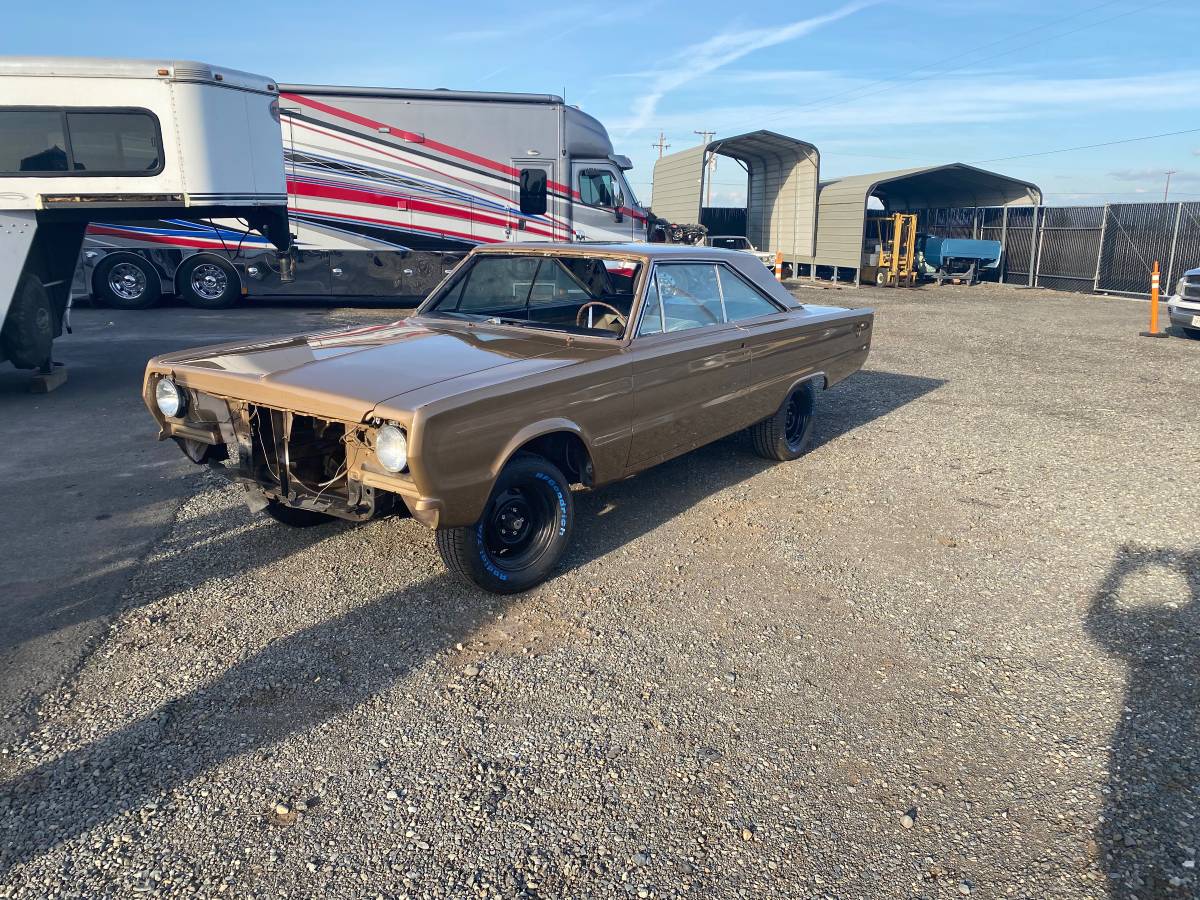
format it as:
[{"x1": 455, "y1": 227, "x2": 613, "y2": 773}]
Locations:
[
  {"x1": 652, "y1": 132, "x2": 671, "y2": 158},
  {"x1": 1164, "y1": 169, "x2": 1177, "y2": 202},
  {"x1": 694, "y1": 130, "x2": 716, "y2": 207}
]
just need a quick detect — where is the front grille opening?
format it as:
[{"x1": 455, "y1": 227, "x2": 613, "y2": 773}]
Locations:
[
  {"x1": 248, "y1": 406, "x2": 348, "y2": 502},
  {"x1": 287, "y1": 415, "x2": 348, "y2": 498}
]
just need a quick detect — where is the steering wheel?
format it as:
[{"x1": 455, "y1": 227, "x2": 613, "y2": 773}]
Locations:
[{"x1": 575, "y1": 301, "x2": 627, "y2": 330}]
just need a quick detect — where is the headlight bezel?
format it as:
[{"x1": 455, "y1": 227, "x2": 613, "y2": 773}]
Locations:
[
  {"x1": 375, "y1": 423, "x2": 409, "y2": 473},
  {"x1": 155, "y1": 377, "x2": 186, "y2": 418}
]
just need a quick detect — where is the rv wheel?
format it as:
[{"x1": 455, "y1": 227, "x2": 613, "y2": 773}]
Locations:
[
  {"x1": 93, "y1": 254, "x2": 162, "y2": 310},
  {"x1": 178, "y1": 256, "x2": 241, "y2": 309}
]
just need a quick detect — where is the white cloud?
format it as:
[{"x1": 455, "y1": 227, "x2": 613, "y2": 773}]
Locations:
[{"x1": 620, "y1": 3, "x2": 873, "y2": 136}]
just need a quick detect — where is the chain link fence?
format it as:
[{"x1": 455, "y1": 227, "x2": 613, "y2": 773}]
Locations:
[{"x1": 907, "y1": 201, "x2": 1200, "y2": 296}]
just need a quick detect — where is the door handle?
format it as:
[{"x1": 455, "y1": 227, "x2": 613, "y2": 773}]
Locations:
[{"x1": 332, "y1": 267, "x2": 343, "y2": 277}]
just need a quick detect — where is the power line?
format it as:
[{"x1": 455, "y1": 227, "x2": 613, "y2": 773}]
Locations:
[{"x1": 974, "y1": 127, "x2": 1200, "y2": 163}]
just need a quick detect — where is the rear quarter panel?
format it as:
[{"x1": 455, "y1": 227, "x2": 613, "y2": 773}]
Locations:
[{"x1": 741, "y1": 305, "x2": 874, "y2": 423}]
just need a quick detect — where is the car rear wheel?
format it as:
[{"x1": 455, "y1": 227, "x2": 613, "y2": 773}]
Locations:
[
  {"x1": 178, "y1": 256, "x2": 241, "y2": 309},
  {"x1": 263, "y1": 500, "x2": 336, "y2": 527},
  {"x1": 93, "y1": 254, "x2": 162, "y2": 310},
  {"x1": 748, "y1": 379, "x2": 817, "y2": 461},
  {"x1": 436, "y1": 452, "x2": 573, "y2": 594}
]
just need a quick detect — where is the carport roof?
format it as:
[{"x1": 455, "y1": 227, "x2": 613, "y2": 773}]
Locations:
[
  {"x1": 820, "y1": 163, "x2": 1042, "y2": 208},
  {"x1": 706, "y1": 130, "x2": 819, "y2": 163}
]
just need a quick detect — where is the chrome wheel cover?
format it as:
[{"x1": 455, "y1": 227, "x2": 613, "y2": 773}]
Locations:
[
  {"x1": 190, "y1": 263, "x2": 228, "y2": 300},
  {"x1": 108, "y1": 262, "x2": 147, "y2": 301}
]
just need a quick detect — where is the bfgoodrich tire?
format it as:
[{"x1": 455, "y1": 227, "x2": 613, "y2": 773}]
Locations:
[
  {"x1": 177, "y1": 256, "x2": 241, "y2": 309},
  {"x1": 436, "y1": 452, "x2": 573, "y2": 594},
  {"x1": 748, "y1": 379, "x2": 817, "y2": 461},
  {"x1": 93, "y1": 254, "x2": 162, "y2": 310},
  {"x1": 1, "y1": 274, "x2": 55, "y2": 369}
]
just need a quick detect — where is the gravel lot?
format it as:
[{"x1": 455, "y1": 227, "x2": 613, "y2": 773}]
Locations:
[{"x1": 1, "y1": 283, "x2": 1197, "y2": 899}]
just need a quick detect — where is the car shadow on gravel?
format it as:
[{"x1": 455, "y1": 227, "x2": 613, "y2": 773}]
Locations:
[
  {"x1": 0, "y1": 570, "x2": 502, "y2": 876},
  {"x1": 563, "y1": 369, "x2": 945, "y2": 570},
  {"x1": 1085, "y1": 544, "x2": 1200, "y2": 899}
]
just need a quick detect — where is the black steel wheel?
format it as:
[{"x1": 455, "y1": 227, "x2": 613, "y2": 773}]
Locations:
[
  {"x1": 748, "y1": 379, "x2": 817, "y2": 461},
  {"x1": 436, "y1": 452, "x2": 573, "y2": 594},
  {"x1": 177, "y1": 255, "x2": 241, "y2": 309},
  {"x1": 93, "y1": 254, "x2": 162, "y2": 310}
]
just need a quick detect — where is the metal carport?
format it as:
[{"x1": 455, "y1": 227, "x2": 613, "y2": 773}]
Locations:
[
  {"x1": 814, "y1": 163, "x2": 1042, "y2": 282},
  {"x1": 651, "y1": 131, "x2": 820, "y2": 261}
]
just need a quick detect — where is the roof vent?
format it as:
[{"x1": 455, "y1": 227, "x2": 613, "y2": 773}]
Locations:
[{"x1": 171, "y1": 62, "x2": 214, "y2": 80}]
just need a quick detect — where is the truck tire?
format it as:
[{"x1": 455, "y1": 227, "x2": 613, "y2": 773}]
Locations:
[
  {"x1": 177, "y1": 256, "x2": 241, "y2": 309},
  {"x1": 435, "y1": 452, "x2": 573, "y2": 594},
  {"x1": 748, "y1": 379, "x2": 816, "y2": 461},
  {"x1": 93, "y1": 254, "x2": 162, "y2": 310},
  {"x1": 1, "y1": 275, "x2": 55, "y2": 369}
]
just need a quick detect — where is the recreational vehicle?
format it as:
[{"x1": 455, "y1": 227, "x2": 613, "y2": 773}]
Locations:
[
  {"x1": 0, "y1": 56, "x2": 291, "y2": 385},
  {"x1": 80, "y1": 84, "x2": 651, "y2": 309}
]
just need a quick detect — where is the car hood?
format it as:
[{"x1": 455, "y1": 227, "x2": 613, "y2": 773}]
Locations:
[{"x1": 149, "y1": 318, "x2": 580, "y2": 422}]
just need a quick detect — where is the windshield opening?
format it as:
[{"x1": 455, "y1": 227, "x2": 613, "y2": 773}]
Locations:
[{"x1": 423, "y1": 254, "x2": 643, "y2": 338}]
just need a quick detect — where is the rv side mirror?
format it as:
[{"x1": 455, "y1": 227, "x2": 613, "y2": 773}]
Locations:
[
  {"x1": 612, "y1": 185, "x2": 624, "y2": 222},
  {"x1": 519, "y1": 169, "x2": 547, "y2": 216}
]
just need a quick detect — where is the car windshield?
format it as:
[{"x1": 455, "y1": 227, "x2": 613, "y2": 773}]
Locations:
[
  {"x1": 709, "y1": 236, "x2": 751, "y2": 250},
  {"x1": 423, "y1": 254, "x2": 642, "y2": 337}
]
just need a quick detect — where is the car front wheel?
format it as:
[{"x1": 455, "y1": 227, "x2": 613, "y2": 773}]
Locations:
[{"x1": 436, "y1": 452, "x2": 573, "y2": 594}]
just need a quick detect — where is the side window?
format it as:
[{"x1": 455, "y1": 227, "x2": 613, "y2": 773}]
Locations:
[
  {"x1": 66, "y1": 111, "x2": 160, "y2": 172},
  {"x1": 655, "y1": 264, "x2": 724, "y2": 332},
  {"x1": 0, "y1": 110, "x2": 68, "y2": 173},
  {"x1": 578, "y1": 168, "x2": 617, "y2": 208},
  {"x1": 637, "y1": 274, "x2": 664, "y2": 336},
  {"x1": 718, "y1": 267, "x2": 782, "y2": 321},
  {"x1": 519, "y1": 168, "x2": 547, "y2": 216}
]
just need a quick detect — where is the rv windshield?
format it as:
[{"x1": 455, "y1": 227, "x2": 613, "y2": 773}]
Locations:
[{"x1": 423, "y1": 254, "x2": 642, "y2": 337}]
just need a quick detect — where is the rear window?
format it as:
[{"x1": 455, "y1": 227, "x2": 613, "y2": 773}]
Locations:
[{"x1": 0, "y1": 108, "x2": 163, "y2": 176}]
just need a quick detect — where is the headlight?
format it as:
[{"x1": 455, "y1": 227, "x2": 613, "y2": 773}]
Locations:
[
  {"x1": 375, "y1": 424, "x2": 408, "y2": 473},
  {"x1": 155, "y1": 377, "x2": 185, "y2": 418},
  {"x1": 1176, "y1": 278, "x2": 1187, "y2": 297}
]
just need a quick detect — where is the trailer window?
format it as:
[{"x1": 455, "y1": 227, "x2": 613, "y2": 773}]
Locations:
[
  {"x1": 0, "y1": 108, "x2": 163, "y2": 177},
  {"x1": 0, "y1": 110, "x2": 69, "y2": 173},
  {"x1": 578, "y1": 169, "x2": 617, "y2": 208},
  {"x1": 519, "y1": 168, "x2": 547, "y2": 216},
  {"x1": 66, "y1": 112, "x2": 161, "y2": 173}
]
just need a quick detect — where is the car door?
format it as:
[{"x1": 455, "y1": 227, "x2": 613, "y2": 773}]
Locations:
[
  {"x1": 570, "y1": 161, "x2": 638, "y2": 242},
  {"x1": 625, "y1": 262, "x2": 751, "y2": 468}
]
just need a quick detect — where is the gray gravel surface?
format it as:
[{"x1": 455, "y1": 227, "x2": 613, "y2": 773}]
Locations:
[{"x1": 1, "y1": 283, "x2": 1197, "y2": 899}]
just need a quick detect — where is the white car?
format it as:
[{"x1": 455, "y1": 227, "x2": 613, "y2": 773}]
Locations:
[
  {"x1": 706, "y1": 235, "x2": 777, "y2": 271},
  {"x1": 1166, "y1": 266, "x2": 1200, "y2": 338}
]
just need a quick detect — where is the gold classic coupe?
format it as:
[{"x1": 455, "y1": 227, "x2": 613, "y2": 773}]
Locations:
[{"x1": 144, "y1": 243, "x2": 873, "y2": 593}]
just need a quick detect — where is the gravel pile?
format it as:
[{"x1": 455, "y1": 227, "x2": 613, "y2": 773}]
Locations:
[{"x1": 1, "y1": 283, "x2": 1197, "y2": 899}]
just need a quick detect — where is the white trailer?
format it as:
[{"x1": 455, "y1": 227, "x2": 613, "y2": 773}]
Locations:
[
  {"x1": 0, "y1": 56, "x2": 291, "y2": 387},
  {"x1": 78, "y1": 83, "x2": 651, "y2": 308}
]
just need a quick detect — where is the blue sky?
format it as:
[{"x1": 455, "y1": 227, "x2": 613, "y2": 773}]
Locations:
[{"x1": 5, "y1": 0, "x2": 1198, "y2": 206}]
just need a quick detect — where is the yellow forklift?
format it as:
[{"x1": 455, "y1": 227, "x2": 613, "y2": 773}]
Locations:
[{"x1": 873, "y1": 213, "x2": 919, "y2": 287}]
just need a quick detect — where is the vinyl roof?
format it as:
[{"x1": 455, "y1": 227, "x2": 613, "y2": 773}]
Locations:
[{"x1": 820, "y1": 162, "x2": 1042, "y2": 208}]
